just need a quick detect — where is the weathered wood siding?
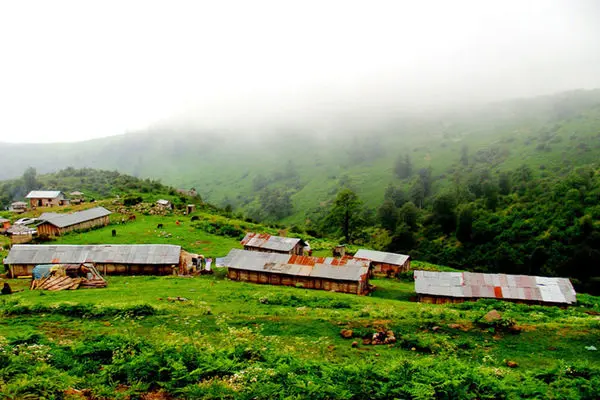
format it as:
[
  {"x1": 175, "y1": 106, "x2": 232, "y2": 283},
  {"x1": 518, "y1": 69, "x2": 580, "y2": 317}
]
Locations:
[
  {"x1": 371, "y1": 259, "x2": 411, "y2": 277},
  {"x1": 29, "y1": 196, "x2": 66, "y2": 208},
  {"x1": 7, "y1": 262, "x2": 178, "y2": 278},
  {"x1": 10, "y1": 234, "x2": 33, "y2": 245},
  {"x1": 37, "y1": 215, "x2": 110, "y2": 237},
  {"x1": 227, "y1": 268, "x2": 369, "y2": 295}
]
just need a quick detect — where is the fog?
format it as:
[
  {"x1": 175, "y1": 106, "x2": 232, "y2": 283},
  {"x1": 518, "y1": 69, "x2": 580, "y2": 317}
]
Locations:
[{"x1": 1, "y1": 0, "x2": 599, "y2": 143}]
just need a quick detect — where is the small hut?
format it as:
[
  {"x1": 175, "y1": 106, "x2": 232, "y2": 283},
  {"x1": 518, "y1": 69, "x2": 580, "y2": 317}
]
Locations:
[
  {"x1": 241, "y1": 232, "x2": 307, "y2": 255},
  {"x1": 6, "y1": 224, "x2": 35, "y2": 244},
  {"x1": 0, "y1": 218, "x2": 10, "y2": 233},
  {"x1": 10, "y1": 201, "x2": 28, "y2": 213},
  {"x1": 353, "y1": 249, "x2": 411, "y2": 277}
]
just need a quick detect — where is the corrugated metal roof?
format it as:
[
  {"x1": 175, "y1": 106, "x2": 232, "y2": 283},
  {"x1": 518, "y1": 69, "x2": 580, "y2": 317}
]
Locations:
[
  {"x1": 354, "y1": 249, "x2": 410, "y2": 266},
  {"x1": 0, "y1": 218, "x2": 9, "y2": 223},
  {"x1": 224, "y1": 249, "x2": 368, "y2": 282},
  {"x1": 6, "y1": 225, "x2": 36, "y2": 235},
  {"x1": 38, "y1": 207, "x2": 112, "y2": 228},
  {"x1": 240, "y1": 232, "x2": 305, "y2": 252},
  {"x1": 414, "y1": 270, "x2": 577, "y2": 305},
  {"x1": 25, "y1": 191, "x2": 64, "y2": 199},
  {"x1": 5, "y1": 244, "x2": 181, "y2": 265},
  {"x1": 156, "y1": 199, "x2": 171, "y2": 206}
]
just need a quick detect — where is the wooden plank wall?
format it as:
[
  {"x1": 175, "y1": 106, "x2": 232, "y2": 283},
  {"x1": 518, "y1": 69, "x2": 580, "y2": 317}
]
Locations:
[{"x1": 227, "y1": 268, "x2": 367, "y2": 295}]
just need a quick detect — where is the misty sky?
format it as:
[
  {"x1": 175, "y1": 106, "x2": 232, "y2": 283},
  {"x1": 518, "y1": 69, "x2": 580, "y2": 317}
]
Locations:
[{"x1": 1, "y1": 0, "x2": 599, "y2": 143}]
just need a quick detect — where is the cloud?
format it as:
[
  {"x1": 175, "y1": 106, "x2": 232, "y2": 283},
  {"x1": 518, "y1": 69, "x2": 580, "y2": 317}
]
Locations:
[{"x1": 0, "y1": 0, "x2": 599, "y2": 142}]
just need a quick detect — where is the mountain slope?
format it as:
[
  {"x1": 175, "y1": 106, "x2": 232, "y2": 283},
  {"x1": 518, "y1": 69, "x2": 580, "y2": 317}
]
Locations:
[{"x1": 1, "y1": 89, "x2": 600, "y2": 222}]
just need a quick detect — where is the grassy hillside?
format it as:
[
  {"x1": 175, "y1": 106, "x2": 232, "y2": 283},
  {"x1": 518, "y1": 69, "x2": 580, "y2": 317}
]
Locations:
[
  {"x1": 0, "y1": 273, "x2": 599, "y2": 398},
  {"x1": 1, "y1": 90, "x2": 599, "y2": 224}
]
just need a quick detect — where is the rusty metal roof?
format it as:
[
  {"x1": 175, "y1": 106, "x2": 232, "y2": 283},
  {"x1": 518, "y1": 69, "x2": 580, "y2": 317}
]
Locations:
[
  {"x1": 25, "y1": 191, "x2": 65, "y2": 199},
  {"x1": 38, "y1": 207, "x2": 112, "y2": 228},
  {"x1": 241, "y1": 232, "x2": 306, "y2": 252},
  {"x1": 414, "y1": 270, "x2": 577, "y2": 305},
  {"x1": 224, "y1": 249, "x2": 369, "y2": 281},
  {"x1": 5, "y1": 244, "x2": 181, "y2": 265},
  {"x1": 354, "y1": 249, "x2": 410, "y2": 266}
]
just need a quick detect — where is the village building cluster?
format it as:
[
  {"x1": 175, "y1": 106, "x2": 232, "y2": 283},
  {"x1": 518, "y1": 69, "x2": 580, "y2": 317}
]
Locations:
[{"x1": 0, "y1": 191, "x2": 578, "y2": 305}]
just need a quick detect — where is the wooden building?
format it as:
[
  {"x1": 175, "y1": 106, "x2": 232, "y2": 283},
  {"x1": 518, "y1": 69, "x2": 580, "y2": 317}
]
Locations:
[
  {"x1": 25, "y1": 191, "x2": 67, "y2": 208},
  {"x1": 353, "y1": 249, "x2": 411, "y2": 277},
  {"x1": 4, "y1": 244, "x2": 183, "y2": 277},
  {"x1": 241, "y1": 232, "x2": 307, "y2": 255},
  {"x1": 10, "y1": 201, "x2": 28, "y2": 213},
  {"x1": 6, "y1": 224, "x2": 35, "y2": 244},
  {"x1": 36, "y1": 207, "x2": 111, "y2": 236},
  {"x1": 414, "y1": 270, "x2": 577, "y2": 306},
  {"x1": 70, "y1": 191, "x2": 84, "y2": 204},
  {"x1": 224, "y1": 249, "x2": 370, "y2": 295},
  {"x1": 0, "y1": 218, "x2": 10, "y2": 233}
]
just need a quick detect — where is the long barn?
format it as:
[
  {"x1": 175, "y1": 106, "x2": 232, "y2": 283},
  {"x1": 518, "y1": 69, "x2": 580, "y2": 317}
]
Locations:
[
  {"x1": 224, "y1": 249, "x2": 370, "y2": 295},
  {"x1": 414, "y1": 270, "x2": 577, "y2": 306},
  {"x1": 4, "y1": 244, "x2": 183, "y2": 277},
  {"x1": 36, "y1": 207, "x2": 111, "y2": 236}
]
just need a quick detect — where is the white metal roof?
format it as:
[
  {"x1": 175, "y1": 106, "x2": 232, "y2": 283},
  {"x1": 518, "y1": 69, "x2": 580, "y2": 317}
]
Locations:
[{"x1": 25, "y1": 191, "x2": 65, "y2": 199}]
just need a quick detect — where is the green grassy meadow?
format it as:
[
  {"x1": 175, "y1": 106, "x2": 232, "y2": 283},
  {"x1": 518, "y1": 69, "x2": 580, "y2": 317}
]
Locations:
[{"x1": 1, "y1": 272, "x2": 599, "y2": 399}]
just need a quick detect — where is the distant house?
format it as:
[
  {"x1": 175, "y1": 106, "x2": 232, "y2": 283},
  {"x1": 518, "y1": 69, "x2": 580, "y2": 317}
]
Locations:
[
  {"x1": 353, "y1": 249, "x2": 411, "y2": 277},
  {"x1": 10, "y1": 201, "x2": 28, "y2": 213},
  {"x1": 4, "y1": 244, "x2": 183, "y2": 277},
  {"x1": 241, "y1": 232, "x2": 307, "y2": 255},
  {"x1": 224, "y1": 249, "x2": 371, "y2": 295},
  {"x1": 414, "y1": 270, "x2": 577, "y2": 306},
  {"x1": 36, "y1": 206, "x2": 112, "y2": 236},
  {"x1": 25, "y1": 191, "x2": 67, "y2": 208},
  {"x1": 70, "y1": 191, "x2": 84, "y2": 204},
  {"x1": 156, "y1": 199, "x2": 172, "y2": 209},
  {"x1": 0, "y1": 218, "x2": 10, "y2": 233}
]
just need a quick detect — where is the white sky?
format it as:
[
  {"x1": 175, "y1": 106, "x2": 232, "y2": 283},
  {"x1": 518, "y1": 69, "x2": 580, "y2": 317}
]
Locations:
[{"x1": 0, "y1": 0, "x2": 599, "y2": 143}]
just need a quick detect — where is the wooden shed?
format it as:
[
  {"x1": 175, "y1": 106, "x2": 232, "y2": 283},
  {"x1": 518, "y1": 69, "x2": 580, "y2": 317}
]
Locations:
[
  {"x1": 224, "y1": 249, "x2": 370, "y2": 295},
  {"x1": 36, "y1": 207, "x2": 111, "y2": 236},
  {"x1": 241, "y1": 232, "x2": 307, "y2": 255},
  {"x1": 4, "y1": 244, "x2": 183, "y2": 277},
  {"x1": 0, "y1": 218, "x2": 10, "y2": 233},
  {"x1": 414, "y1": 270, "x2": 577, "y2": 306},
  {"x1": 25, "y1": 191, "x2": 68, "y2": 208},
  {"x1": 6, "y1": 224, "x2": 35, "y2": 244},
  {"x1": 353, "y1": 249, "x2": 411, "y2": 277}
]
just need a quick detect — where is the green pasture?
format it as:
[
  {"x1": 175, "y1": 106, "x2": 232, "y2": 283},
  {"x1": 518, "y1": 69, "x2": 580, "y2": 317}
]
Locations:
[{"x1": 0, "y1": 273, "x2": 599, "y2": 398}]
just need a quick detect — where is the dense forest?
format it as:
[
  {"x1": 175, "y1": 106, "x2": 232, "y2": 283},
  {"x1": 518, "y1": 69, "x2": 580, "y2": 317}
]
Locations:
[{"x1": 307, "y1": 163, "x2": 600, "y2": 294}]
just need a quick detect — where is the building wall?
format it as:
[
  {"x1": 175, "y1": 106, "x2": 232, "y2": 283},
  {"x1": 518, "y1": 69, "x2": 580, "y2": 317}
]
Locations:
[
  {"x1": 417, "y1": 294, "x2": 565, "y2": 306},
  {"x1": 227, "y1": 268, "x2": 369, "y2": 295},
  {"x1": 29, "y1": 196, "x2": 66, "y2": 208},
  {"x1": 10, "y1": 234, "x2": 33, "y2": 245},
  {"x1": 7, "y1": 262, "x2": 178, "y2": 278},
  {"x1": 371, "y1": 259, "x2": 411, "y2": 277}
]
